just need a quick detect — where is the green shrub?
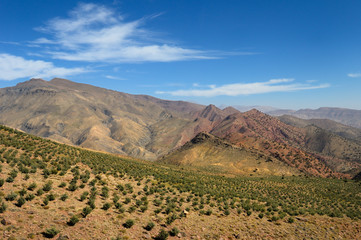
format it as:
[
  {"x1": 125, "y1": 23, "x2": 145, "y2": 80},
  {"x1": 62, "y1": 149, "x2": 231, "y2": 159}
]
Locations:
[
  {"x1": 80, "y1": 191, "x2": 89, "y2": 201},
  {"x1": 60, "y1": 194, "x2": 68, "y2": 201},
  {"x1": 0, "y1": 179, "x2": 4, "y2": 187},
  {"x1": 67, "y1": 215, "x2": 79, "y2": 226},
  {"x1": 169, "y1": 227, "x2": 180, "y2": 236},
  {"x1": 128, "y1": 205, "x2": 136, "y2": 213},
  {"x1": 0, "y1": 201, "x2": 7, "y2": 213},
  {"x1": 27, "y1": 182, "x2": 37, "y2": 191},
  {"x1": 102, "y1": 202, "x2": 111, "y2": 210},
  {"x1": 6, "y1": 176, "x2": 14, "y2": 183},
  {"x1": 101, "y1": 186, "x2": 109, "y2": 198},
  {"x1": 67, "y1": 183, "x2": 78, "y2": 191},
  {"x1": 19, "y1": 188, "x2": 27, "y2": 196},
  {"x1": 36, "y1": 189, "x2": 44, "y2": 196},
  {"x1": 5, "y1": 192, "x2": 17, "y2": 201},
  {"x1": 140, "y1": 205, "x2": 148, "y2": 212},
  {"x1": 113, "y1": 194, "x2": 120, "y2": 203},
  {"x1": 9, "y1": 169, "x2": 17, "y2": 178},
  {"x1": 123, "y1": 219, "x2": 134, "y2": 228},
  {"x1": 155, "y1": 229, "x2": 169, "y2": 240},
  {"x1": 42, "y1": 227, "x2": 59, "y2": 238},
  {"x1": 205, "y1": 209, "x2": 212, "y2": 216},
  {"x1": 144, "y1": 221, "x2": 155, "y2": 231},
  {"x1": 43, "y1": 181, "x2": 53, "y2": 192},
  {"x1": 25, "y1": 194, "x2": 35, "y2": 201},
  {"x1": 166, "y1": 213, "x2": 177, "y2": 225},
  {"x1": 47, "y1": 193, "x2": 55, "y2": 201},
  {"x1": 16, "y1": 197, "x2": 26, "y2": 207},
  {"x1": 82, "y1": 206, "x2": 92, "y2": 217},
  {"x1": 87, "y1": 198, "x2": 96, "y2": 209}
]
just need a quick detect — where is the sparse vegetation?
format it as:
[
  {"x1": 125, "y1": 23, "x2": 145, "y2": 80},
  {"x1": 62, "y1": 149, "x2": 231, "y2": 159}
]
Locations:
[
  {"x1": 67, "y1": 215, "x2": 79, "y2": 226},
  {"x1": 169, "y1": 227, "x2": 180, "y2": 236},
  {"x1": 0, "y1": 124, "x2": 361, "y2": 239},
  {"x1": 0, "y1": 199, "x2": 7, "y2": 213},
  {"x1": 16, "y1": 196, "x2": 26, "y2": 207},
  {"x1": 42, "y1": 227, "x2": 59, "y2": 238},
  {"x1": 144, "y1": 221, "x2": 155, "y2": 231},
  {"x1": 123, "y1": 219, "x2": 134, "y2": 228},
  {"x1": 155, "y1": 229, "x2": 169, "y2": 240}
]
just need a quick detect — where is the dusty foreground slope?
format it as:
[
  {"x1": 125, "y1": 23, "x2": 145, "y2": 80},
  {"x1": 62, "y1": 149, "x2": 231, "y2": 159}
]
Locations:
[{"x1": 1, "y1": 125, "x2": 361, "y2": 239}]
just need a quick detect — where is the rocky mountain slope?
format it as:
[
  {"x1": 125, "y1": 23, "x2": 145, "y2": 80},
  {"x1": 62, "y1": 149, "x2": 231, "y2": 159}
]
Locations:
[
  {"x1": 206, "y1": 109, "x2": 358, "y2": 177},
  {"x1": 159, "y1": 132, "x2": 301, "y2": 176},
  {"x1": 1, "y1": 78, "x2": 361, "y2": 178},
  {"x1": 0, "y1": 78, "x2": 204, "y2": 160}
]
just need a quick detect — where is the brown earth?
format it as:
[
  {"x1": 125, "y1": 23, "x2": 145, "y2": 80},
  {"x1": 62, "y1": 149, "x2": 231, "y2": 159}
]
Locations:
[{"x1": 1, "y1": 79, "x2": 361, "y2": 178}]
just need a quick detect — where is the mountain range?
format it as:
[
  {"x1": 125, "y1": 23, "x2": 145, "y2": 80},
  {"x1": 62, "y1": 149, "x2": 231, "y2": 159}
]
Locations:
[
  {"x1": 268, "y1": 107, "x2": 361, "y2": 129},
  {"x1": 1, "y1": 78, "x2": 361, "y2": 178}
]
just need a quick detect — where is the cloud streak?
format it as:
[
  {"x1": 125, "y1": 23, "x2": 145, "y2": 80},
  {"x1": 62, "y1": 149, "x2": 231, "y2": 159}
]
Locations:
[
  {"x1": 348, "y1": 73, "x2": 361, "y2": 78},
  {"x1": 32, "y1": 3, "x2": 218, "y2": 63},
  {"x1": 105, "y1": 75, "x2": 126, "y2": 80},
  {"x1": 0, "y1": 53, "x2": 87, "y2": 81},
  {"x1": 156, "y1": 79, "x2": 329, "y2": 97}
]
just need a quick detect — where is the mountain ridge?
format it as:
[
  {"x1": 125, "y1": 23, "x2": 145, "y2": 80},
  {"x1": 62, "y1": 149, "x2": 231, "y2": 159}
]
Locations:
[
  {"x1": 1, "y1": 78, "x2": 361, "y2": 178},
  {"x1": 268, "y1": 107, "x2": 361, "y2": 129}
]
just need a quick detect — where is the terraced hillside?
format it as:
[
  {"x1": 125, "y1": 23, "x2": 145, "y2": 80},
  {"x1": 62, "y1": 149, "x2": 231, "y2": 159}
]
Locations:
[{"x1": 1, "y1": 125, "x2": 361, "y2": 239}]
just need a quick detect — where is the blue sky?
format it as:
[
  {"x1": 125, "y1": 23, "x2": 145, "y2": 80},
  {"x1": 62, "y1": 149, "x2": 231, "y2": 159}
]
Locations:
[{"x1": 1, "y1": 0, "x2": 361, "y2": 109}]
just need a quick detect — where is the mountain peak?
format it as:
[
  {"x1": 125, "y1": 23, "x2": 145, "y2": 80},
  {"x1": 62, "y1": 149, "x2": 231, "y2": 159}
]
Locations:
[
  {"x1": 222, "y1": 106, "x2": 239, "y2": 115},
  {"x1": 204, "y1": 104, "x2": 218, "y2": 110},
  {"x1": 191, "y1": 132, "x2": 215, "y2": 142},
  {"x1": 244, "y1": 108, "x2": 265, "y2": 117},
  {"x1": 50, "y1": 78, "x2": 73, "y2": 83},
  {"x1": 15, "y1": 78, "x2": 47, "y2": 87},
  {"x1": 49, "y1": 78, "x2": 80, "y2": 87},
  {"x1": 196, "y1": 104, "x2": 225, "y2": 122}
]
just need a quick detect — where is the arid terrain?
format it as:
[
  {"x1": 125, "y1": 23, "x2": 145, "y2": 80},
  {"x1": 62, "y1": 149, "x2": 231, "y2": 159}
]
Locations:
[
  {"x1": 2, "y1": 1, "x2": 361, "y2": 239},
  {"x1": 1, "y1": 79, "x2": 361, "y2": 239},
  {"x1": 1, "y1": 125, "x2": 361, "y2": 239},
  {"x1": 1, "y1": 79, "x2": 361, "y2": 179}
]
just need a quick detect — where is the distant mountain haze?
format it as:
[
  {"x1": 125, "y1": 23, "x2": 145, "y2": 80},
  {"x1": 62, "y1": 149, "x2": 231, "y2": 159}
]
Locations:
[{"x1": 268, "y1": 107, "x2": 361, "y2": 129}]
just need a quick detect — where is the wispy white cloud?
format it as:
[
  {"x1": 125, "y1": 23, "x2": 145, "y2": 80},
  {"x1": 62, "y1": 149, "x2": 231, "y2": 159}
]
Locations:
[
  {"x1": 0, "y1": 41, "x2": 21, "y2": 46},
  {"x1": 348, "y1": 73, "x2": 361, "y2": 78},
  {"x1": 0, "y1": 53, "x2": 87, "y2": 81},
  {"x1": 32, "y1": 3, "x2": 220, "y2": 63},
  {"x1": 105, "y1": 75, "x2": 126, "y2": 80},
  {"x1": 156, "y1": 78, "x2": 329, "y2": 97}
]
